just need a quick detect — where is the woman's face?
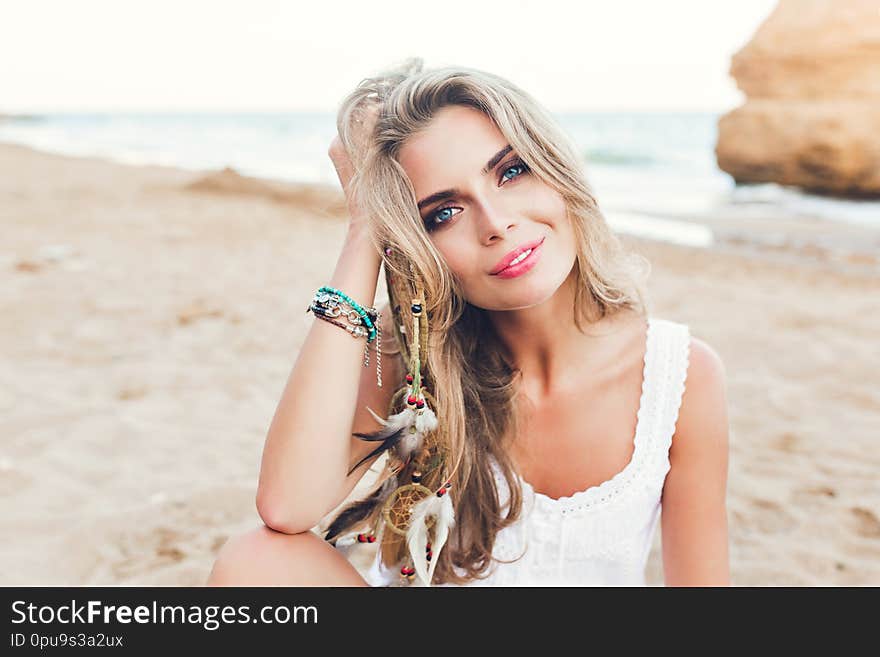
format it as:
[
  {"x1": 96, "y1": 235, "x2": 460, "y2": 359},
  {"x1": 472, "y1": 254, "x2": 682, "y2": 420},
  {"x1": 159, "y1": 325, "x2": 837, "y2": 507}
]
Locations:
[{"x1": 398, "y1": 105, "x2": 576, "y2": 311}]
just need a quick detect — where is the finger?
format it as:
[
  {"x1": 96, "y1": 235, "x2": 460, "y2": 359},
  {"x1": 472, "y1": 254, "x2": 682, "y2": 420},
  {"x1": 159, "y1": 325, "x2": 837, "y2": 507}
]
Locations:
[{"x1": 329, "y1": 147, "x2": 355, "y2": 191}]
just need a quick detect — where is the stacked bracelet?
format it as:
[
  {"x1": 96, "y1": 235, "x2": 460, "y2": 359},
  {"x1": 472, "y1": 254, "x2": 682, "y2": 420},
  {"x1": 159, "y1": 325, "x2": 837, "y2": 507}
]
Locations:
[
  {"x1": 309, "y1": 303, "x2": 371, "y2": 338},
  {"x1": 306, "y1": 286, "x2": 383, "y2": 388},
  {"x1": 314, "y1": 286, "x2": 377, "y2": 342}
]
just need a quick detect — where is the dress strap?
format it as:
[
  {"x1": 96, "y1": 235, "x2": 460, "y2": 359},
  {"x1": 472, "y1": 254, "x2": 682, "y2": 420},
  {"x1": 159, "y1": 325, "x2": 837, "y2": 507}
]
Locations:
[{"x1": 644, "y1": 318, "x2": 691, "y2": 467}]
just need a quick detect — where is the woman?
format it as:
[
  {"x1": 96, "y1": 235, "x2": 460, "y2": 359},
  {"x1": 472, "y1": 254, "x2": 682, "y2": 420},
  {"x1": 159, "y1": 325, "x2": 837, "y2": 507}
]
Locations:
[{"x1": 207, "y1": 58, "x2": 731, "y2": 587}]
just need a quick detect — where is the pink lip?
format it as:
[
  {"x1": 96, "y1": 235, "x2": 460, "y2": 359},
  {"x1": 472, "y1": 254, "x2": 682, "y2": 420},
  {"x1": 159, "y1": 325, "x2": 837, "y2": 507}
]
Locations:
[{"x1": 490, "y1": 236, "x2": 546, "y2": 276}]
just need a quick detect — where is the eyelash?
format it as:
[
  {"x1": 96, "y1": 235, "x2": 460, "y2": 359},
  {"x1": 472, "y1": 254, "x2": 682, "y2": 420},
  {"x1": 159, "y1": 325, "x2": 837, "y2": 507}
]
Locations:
[{"x1": 423, "y1": 158, "x2": 531, "y2": 232}]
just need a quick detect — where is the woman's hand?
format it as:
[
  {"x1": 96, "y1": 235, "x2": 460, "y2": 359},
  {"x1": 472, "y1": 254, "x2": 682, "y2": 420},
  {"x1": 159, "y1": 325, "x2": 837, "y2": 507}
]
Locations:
[
  {"x1": 328, "y1": 104, "x2": 379, "y2": 232},
  {"x1": 328, "y1": 135, "x2": 356, "y2": 199}
]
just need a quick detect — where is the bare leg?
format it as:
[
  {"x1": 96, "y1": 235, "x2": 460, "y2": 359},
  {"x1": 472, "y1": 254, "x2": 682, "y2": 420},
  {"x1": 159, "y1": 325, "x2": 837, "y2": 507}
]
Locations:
[{"x1": 206, "y1": 525, "x2": 370, "y2": 586}]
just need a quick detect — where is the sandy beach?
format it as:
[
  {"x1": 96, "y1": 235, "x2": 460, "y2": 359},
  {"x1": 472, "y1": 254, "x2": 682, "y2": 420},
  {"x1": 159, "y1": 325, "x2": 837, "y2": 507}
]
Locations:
[{"x1": 1, "y1": 141, "x2": 877, "y2": 586}]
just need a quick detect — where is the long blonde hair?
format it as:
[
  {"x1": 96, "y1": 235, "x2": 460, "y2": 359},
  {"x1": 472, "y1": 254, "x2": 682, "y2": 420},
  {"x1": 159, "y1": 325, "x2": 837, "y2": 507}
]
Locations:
[{"x1": 327, "y1": 57, "x2": 651, "y2": 584}]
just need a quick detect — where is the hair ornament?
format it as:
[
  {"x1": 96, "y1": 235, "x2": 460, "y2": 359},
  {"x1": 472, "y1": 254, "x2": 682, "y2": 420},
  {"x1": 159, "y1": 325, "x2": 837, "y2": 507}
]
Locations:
[{"x1": 328, "y1": 259, "x2": 462, "y2": 586}]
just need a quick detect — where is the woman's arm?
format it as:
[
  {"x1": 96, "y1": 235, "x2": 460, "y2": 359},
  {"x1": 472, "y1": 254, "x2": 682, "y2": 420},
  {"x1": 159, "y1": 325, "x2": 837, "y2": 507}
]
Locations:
[
  {"x1": 256, "y1": 127, "x2": 384, "y2": 534},
  {"x1": 661, "y1": 337, "x2": 732, "y2": 586},
  {"x1": 256, "y1": 225, "x2": 382, "y2": 534}
]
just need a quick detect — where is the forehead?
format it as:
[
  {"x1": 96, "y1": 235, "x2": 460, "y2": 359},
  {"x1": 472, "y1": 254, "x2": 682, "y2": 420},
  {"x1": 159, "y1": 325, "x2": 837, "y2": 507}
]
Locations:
[{"x1": 398, "y1": 106, "x2": 506, "y2": 188}]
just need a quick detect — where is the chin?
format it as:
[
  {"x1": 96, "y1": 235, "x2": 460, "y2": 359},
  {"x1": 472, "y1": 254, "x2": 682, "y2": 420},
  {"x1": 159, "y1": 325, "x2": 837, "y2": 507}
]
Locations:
[{"x1": 471, "y1": 273, "x2": 565, "y2": 312}]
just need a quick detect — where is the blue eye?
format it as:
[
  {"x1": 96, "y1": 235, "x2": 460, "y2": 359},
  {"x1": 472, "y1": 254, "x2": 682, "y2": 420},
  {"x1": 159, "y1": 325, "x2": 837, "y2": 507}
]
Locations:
[
  {"x1": 423, "y1": 157, "x2": 531, "y2": 232},
  {"x1": 500, "y1": 161, "x2": 528, "y2": 183},
  {"x1": 430, "y1": 206, "x2": 459, "y2": 225}
]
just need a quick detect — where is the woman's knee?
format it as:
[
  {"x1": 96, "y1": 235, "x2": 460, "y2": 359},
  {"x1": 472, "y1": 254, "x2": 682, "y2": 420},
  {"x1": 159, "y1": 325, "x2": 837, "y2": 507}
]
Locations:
[{"x1": 206, "y1": 524, "x2": 368, "y2": 586}]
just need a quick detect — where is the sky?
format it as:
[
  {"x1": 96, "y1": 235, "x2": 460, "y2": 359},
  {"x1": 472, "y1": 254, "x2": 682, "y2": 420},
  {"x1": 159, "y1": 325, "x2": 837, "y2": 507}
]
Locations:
[{"x1": 0, "y1": 0, "x2": 779, "y2": 114}]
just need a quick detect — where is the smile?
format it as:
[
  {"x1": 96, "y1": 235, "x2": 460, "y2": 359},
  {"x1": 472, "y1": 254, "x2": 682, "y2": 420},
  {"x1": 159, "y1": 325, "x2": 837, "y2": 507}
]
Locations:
[{"x1": 492, "y1": 239, "x2": 544, "y2": 279}]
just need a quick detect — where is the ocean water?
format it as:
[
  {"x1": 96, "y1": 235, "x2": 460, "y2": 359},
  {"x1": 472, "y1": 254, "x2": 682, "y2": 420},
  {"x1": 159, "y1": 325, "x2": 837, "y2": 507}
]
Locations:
[{"x1": 2, "y1": 112, "x2": 878, "y2": 252}]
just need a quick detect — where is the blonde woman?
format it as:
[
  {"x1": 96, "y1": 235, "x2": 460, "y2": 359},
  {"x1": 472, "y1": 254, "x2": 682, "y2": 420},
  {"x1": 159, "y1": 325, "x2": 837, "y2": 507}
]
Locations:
[{"x1": 207, "y1": 58, "x2": 731, "y2": 587}]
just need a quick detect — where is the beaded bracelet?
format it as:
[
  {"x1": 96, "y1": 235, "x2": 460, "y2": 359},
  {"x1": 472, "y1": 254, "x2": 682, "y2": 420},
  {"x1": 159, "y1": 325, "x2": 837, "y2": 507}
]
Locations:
[
  {"x1": 317, "y1": 285, "x2": 376, "y2": 342},
  {"x1": 309, "y1": 304, "x2": 371, "y2": 339},
  {"x1": 316, "y1": 286, "x2": 377, "y2": 342},
  {"x1": 306, "y1": 286, "x2": 383, "y2": 388},
  {"x1": 310, "y1": 295, "x2": 378, "y2": 337}
]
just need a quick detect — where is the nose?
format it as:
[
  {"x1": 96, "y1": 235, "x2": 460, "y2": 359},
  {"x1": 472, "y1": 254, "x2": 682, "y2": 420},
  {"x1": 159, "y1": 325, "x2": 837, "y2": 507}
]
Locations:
[{"x1": 476, "y1": 195, "x2": 518, "y2": 245}]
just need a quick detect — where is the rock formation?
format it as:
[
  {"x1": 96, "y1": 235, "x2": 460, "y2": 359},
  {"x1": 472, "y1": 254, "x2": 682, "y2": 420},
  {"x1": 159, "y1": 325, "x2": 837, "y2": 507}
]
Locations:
[{"x1": 715, "y1": 0, "x2": 880, "y2": 197}]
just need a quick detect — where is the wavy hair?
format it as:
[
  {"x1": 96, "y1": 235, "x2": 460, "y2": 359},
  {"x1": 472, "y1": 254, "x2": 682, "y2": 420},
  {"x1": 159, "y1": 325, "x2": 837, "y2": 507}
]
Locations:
[{"x1": 325, "y1": 57, "x2": 651, "y2": 584}]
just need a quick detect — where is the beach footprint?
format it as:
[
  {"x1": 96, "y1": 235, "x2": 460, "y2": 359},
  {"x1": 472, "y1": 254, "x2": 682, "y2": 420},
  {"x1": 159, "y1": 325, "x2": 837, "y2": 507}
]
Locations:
[
  {"x1": 850, "y1": 507, "x2": 880, "y2": 539},
  {"x1": 107, "y1": 525, "x2": 190, "y2": 581},
  {"x1": 62, "y1": 484, "x2": 256, "y2": 584},
  {"x1": 790, "y1": 483, "x2": 838, "y2": 508},
  {"x1": 742, "y1": 497, "x2": 799, "y2": 535},
  {"x1": 773, "y1": 431, "x2": 800, "y2": 453},
  {"x1": 176, "y1": 298, "x2": 225, "y2": 326}
]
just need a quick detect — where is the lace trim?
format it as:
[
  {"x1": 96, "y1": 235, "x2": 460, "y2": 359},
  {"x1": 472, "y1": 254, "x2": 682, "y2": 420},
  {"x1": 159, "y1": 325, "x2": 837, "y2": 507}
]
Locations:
[
  {"x1": 514, "y1": 317, "x2": 689, "y2": 514},
  {"x1": 656, "y1": 321, "x2": 690, "y2": 477},
  {"x1": 512, "y1": 317, "x2": 655, "y2": 513}
]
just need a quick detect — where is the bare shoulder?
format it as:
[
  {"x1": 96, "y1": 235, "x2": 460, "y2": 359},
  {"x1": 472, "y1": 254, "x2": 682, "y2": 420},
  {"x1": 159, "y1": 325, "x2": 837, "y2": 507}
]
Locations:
[
  {"x1": 685, "y1": 338, "x2": 727, "y2": 398},
  {"x1": 673, "y1": 336, "x2": 728, "y2": 449},
  {"x1": 662, "y1": 335, "x2": 730, "y2": 491},
  {"x1": 661, "y1": 334, "x2": 731, "y2": 585}
]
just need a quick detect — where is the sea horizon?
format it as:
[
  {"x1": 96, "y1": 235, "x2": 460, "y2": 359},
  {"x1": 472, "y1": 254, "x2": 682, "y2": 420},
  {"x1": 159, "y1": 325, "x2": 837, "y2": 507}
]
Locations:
[{"x1": 2, "y1": 111, "x2": 878, "y2": 259}]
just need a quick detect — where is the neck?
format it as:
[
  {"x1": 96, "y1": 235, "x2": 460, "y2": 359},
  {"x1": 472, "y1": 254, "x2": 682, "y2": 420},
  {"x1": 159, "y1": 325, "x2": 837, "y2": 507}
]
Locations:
[{"x1": 485, "y1": 265, "x2": 627, "y2": 401}]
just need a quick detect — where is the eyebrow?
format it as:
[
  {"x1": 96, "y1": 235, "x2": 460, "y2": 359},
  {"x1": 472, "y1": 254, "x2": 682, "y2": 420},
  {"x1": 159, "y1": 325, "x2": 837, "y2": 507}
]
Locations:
[{"x1": 416, "y1": 144, "x2": 513, "y2": 211}]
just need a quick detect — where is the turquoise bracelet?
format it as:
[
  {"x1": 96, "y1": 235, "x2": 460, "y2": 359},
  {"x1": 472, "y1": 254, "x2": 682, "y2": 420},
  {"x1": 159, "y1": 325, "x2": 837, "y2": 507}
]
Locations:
[{"x1": 316, "y1": 286, "x2": 377, "y2": 342}]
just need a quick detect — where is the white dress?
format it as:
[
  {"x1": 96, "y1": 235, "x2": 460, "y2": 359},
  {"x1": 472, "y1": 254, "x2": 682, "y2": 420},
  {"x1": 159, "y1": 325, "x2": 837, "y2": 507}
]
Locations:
[{"x1": 354, "y1": 316, "x2": 691, "y2": 586}]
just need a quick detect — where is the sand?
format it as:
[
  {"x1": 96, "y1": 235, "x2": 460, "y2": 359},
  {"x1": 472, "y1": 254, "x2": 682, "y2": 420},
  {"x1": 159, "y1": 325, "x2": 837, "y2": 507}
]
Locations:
[{"x1": 1, "y1": 142, "x2": 877, "y2": 586}]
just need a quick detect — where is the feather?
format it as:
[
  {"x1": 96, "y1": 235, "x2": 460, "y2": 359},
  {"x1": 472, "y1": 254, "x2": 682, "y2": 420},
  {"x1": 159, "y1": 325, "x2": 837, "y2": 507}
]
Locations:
[
  {"x1": 323, "y1": 474, "x2": 397, "y2": 542},
  {"x1": 405, "y1": 494, "x2": 440, "y2": 587},
  {"x1": 323, "y1": 497, "x2": 376, "y2": 542},
  {"x1": 359, "y1": 406, "x2": 415, "y2": 441},
  {"x1": 414, "y1": 406, "x2": 438, "y2": 434},
  {"x1": 404, "y1": 489, "x2": 455, "y2": 587},
  {"x1": 348, "y1": 406, "x2": 416, "y2": 475},
  {"x1": 394, "y1": 428, "x2": 423, "y2": 462},
  {"x1": 425, "y1": 491, "x2": 455, "y2": 584},
  {"x1": 333, "y1": 534, "x2": 358, "y2": 548},
  {"x1": 374, "y1": 473, "x2": 398, "y2": 504},
  {"x1": 392, "y1": 404, "x2": 437, "y2": 463}
]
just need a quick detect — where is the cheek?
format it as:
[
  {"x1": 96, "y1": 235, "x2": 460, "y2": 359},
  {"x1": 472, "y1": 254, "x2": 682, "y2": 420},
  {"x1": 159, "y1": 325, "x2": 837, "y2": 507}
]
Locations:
[
  {"x1": 434, "y1": 241, "x2": 474, "y2": 280},
  {"x1": 542, "y1": 193, "x2": 569, "y2": 228},
  {"x1": 518, "y1": 181, "x2": 568, "y2": 229},
  {"x1": 432, "y1": 237, "x2": 489, "y2": 296}
]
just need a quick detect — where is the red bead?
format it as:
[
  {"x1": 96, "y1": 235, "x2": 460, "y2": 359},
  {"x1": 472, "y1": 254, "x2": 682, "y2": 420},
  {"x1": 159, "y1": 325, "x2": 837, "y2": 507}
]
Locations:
[
  {"x1": 405, "y1": 374, "x2": 413, "y2": 384},
  {"x1": 367, "y1": 535, "x2": 376, "y2": 543},
  {"x1": 415, "y1": 399, "x2": 425, "y2": 409},
  {"x1": 436, "y1": 489, "x2": 445, "y2": 497},
  {"x1": 407, "y1": 395, "x2": 417, "y2": 405},
  {"x1": 357, "y1": 533, "x2": 365, "y2": 543}
]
